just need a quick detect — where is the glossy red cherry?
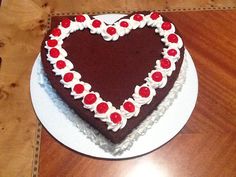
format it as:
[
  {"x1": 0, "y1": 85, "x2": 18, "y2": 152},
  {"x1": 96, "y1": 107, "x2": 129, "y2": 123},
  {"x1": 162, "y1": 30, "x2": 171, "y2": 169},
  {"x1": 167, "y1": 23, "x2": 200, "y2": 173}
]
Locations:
[
  {"x1": 167, "y1": 49, "x2": 177, "y2": 56},
  {"x1": 160, "y1": 58, "x2": 171, "y2": 69},
  {"x1": 92, "y1": 20, "x2": 101, "y2": 28},
  {"x1": 161, "y1": 22, "x2": 171, "y2": 30},
  {"x1": 106, "y1": 27, "x2": 116, "y2": 35},
  {"x1": 133, "y1": 14, "x2": 143, "y2": 21},
  {"x1": 51, "y1": 28, "x2": 61, "y2": 36},
  {"x1": 84, "y1": 93, "x2": 97, "y2": 104},
  {"x1": 110, "y1": 112, "x2": 122, "y2": 124},
  {"x1": 96, "y1": 102, "x2": 109, "y2": 114},
  {"x1": 120, "y1": 21, "x2": 129, "y2": 28},
  {"x1": 61, "y1": 18, "x2": 71, "y2": 28},
  {"x1": 150, "y1": 12, "x2": 160, "y2": 20},
  {"x1": 56, "y1": 60, "x2": 66, "y2": 69},
  {"x1": 76, "y1": 15, "x2": 86, "y2": 22},
  {"x1": 168, "y1": 34, "x2": 178, "y2": 43},
  {"x1": 139, "y1": 86, "x2": 150, "y2": 98},
  {"x1": 47, "y1": 39, "x2": 58, "y2": 47},
  {"x1": 73, "y1": 84, "x2": 85, "y2": 94},
  {"x1": 123, "y1": 101, "x2": 135, "y2": 112},
  {"x1": 151, "y1": 71, "x2": 163, "y2": 82},
  {"x1": 63, "y1": 72, "x2": 74, "y2": 82},
  {"x1": 49, "y1": 48, "x2": 60, "y2": 58}
]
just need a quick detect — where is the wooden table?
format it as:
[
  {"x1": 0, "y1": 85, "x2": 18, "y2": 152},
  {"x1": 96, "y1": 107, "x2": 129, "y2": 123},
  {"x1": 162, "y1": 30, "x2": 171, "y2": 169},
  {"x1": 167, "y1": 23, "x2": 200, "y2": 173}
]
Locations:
[{"x1": 0, "y1": 1, "x2": 236, "y2": 177}]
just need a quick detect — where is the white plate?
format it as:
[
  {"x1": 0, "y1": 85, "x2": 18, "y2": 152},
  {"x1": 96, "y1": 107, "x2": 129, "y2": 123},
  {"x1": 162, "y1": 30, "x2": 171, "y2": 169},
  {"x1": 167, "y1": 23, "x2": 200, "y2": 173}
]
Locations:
[{"x1": 30, "y1": 14, "x2": 198, "y2": 159}]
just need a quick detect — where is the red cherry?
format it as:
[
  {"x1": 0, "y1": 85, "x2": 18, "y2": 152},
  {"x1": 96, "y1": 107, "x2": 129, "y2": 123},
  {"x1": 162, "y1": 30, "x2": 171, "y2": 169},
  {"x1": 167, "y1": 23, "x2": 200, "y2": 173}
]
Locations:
[
  {"x1": 76, "y1": 15, "x2": 86, "y2": 22},
  {"x1": 133, "y1": 14, "x2": 143, "y2": 21},
  {"x1": 56, "y1": 60, "x2": 66, "y2": 69},
  {"x1": 51, "y1": 28, "x2": 61, "y2": 36},
  {"x1": 120, "y1": 21, "x2": 129, "y2": 28},
  {"x1": 96, "y1": 102, "x2": 109, "y2": 114},
  {"x1": 168, "y1": 34, "x2": 178, "y2": 43},
  {"x1": 63, "y1": 72, "x2": 74, "y2": 82},
  {"x1": 106, "y1": 26, "x2": 116, "y2": 35},
  {"x1": 47, "y1": 39, "x2": 58, "y2": 47},
  {"x1": 161, "y1": 22, "x2": 171, "y2": 30},
  {"x1": 123, "y1": 101, "x2": 135, "y2": 113},
  {"x1": 160, "y1": 58, "x2": 171, "y2": 69},
  {"x1": 73, "y1": 84, "x2": 84, "y2": 94},
  {"x1": 150, "y1": 12, "x2": 160, "y2": 20},
  {"x1": 139, "y1": 86, "x2": 150, "y2": 98},
  {"x1": 110, "y1": 112, "x2": 122, "y2": 124},
  {"x1": 167, "y1": 49, "x2": 177, "y2": 56},
  {"x1": 61, "y1": 18, "x2": 71, "y2": 28},
  {"x1": 49, "y1": 48, "x2": 60, "y2": 58},
  {"x1": 84, "y1": 93, "x2": 97, "y2": 105},
  {"x1": 92, "y1": 20, "x2": 101, "y2": 28},
  {"x1": 151, "y1": 71, "x2": 163, "y2": 82}
]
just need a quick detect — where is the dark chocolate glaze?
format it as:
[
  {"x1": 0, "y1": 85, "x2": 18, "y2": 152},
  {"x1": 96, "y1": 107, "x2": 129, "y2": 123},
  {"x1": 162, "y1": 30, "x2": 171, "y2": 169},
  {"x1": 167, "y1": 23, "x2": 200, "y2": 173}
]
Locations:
[{"x1": 41, "y1": 13, "x2": 184, "y2": 144}]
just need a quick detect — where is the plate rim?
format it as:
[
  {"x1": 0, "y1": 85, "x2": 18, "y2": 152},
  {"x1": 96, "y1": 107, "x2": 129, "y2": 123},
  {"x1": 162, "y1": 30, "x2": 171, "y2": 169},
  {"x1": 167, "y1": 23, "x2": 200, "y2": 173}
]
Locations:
[{"x1": 30, "y1": 14, "x2": 198, "y2": 159}]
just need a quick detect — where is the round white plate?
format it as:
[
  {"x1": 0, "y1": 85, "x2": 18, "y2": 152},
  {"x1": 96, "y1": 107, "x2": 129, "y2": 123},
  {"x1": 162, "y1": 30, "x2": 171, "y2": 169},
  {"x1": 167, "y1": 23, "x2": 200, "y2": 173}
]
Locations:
[{"x1": 30, "y1": 14, "x2": 198, "y2": 159}]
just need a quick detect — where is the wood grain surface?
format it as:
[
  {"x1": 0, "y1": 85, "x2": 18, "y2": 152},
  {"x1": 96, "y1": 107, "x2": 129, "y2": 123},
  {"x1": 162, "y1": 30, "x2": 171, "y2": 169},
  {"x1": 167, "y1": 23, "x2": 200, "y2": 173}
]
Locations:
[
  {"x1": 0, "y1": 1, "x2": 236, "y2": 177},
  {"x1": 38, "y1": 10, "x2": 236, "y2": 177},
  {"x1": 0, "y1": 1, "x2": 48, "y2": 177}
]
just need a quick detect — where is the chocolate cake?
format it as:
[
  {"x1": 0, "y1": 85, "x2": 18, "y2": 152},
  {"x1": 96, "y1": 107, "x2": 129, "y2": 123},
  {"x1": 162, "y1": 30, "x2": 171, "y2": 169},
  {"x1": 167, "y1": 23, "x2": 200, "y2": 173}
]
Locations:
[{"x1": 40, "y1": 12, "x2": 185, "y2": 144}]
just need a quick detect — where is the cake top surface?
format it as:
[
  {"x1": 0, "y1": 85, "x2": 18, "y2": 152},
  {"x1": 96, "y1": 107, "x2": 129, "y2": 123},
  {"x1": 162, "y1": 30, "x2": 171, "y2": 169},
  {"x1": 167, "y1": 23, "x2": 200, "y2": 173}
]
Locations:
[{"x1": 41, "y1": 12, "x2": 184, "y2": 143}]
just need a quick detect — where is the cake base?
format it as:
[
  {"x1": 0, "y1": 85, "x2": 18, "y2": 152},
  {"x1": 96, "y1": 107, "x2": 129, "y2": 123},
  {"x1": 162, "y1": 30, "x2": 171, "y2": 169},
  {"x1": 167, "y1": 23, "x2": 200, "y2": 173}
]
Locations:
[{"x1": 30, "y1": 49, "x2": 198, "y2": 158}]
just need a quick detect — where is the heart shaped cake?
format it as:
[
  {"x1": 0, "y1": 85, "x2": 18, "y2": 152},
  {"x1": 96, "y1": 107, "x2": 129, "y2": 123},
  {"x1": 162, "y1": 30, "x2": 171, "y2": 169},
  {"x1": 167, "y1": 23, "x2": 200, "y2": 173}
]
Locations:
[{"x1": 40, "y1": 11, "x2": 185, "y2": 144}]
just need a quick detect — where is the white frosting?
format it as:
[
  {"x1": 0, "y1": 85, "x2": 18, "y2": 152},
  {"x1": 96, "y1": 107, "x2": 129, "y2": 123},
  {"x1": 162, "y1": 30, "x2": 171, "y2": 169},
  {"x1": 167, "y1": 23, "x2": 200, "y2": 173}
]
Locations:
[
  {"x1": 57, "y1": 47, "x2": 67, "y2": 57},
  {"x1": 145, "y1": 70, "x2": 168, "y2": 89},
  {"x1": 59, "y1": 24, "x2": 71, "y2": 36},
  {"x1": 82, "y1": 92, "x2": 101, "y2": 111},
  {"x1": 71, "y1": 81, "x2": 91, "y2": 99},
  {"x1": 106, "y1": 108, "x2": 127, "y2": 132},
  {"x1": 60, "y1": 71, "x2": 81, "y2": 88},
  {"x1": 145, "y1": 13, "x2": 163, "y2": 27},
  {"x1": 88, "y1": 19, "x2": 106, "y2": 34},
  {"x1": 49, "y1": 32, "x2": 62, "y2": 40},
  {"x1": 132, "y1": 84, "x2": 156, "y2": 105},
  {"x1": 155, "y1": 59, "x2": 176, "y2": 76},
  {"x1": 130, "y1": 14, "x2": 146, "y2": 29},
  {"x1": 44, "y1": 12, "x2": 185, "y2": 132},
  {"x1": 114, "y1": 19, "x2": 132, "y2": 36},
  {"x1": 161, "y1": 33, "x2": 183, "y2": 49},
  {"x1": 120, "y1": 98, "x2": 141, "y2": 119},
  {"x1": 52, "y1": 59, "x2": 74, "y2": 76},
  {"x1": 73, "y1": 14, "x2": 91, "y2": 30},
  {"x1": 155, "y1": 23, "x2": 176, "y2": 36},
  {"x1": 51, "y1": 25, "x2": 70, "y2": 40},
  {"x1": 67, "y1": 21, "x2": 81, "y2": 33},
  {"x1": 162, "y1": 47, "x2": 181, "y2": 62},
  {"x1": 101, "y1": 26, "x2": 119, "y2": 41}
]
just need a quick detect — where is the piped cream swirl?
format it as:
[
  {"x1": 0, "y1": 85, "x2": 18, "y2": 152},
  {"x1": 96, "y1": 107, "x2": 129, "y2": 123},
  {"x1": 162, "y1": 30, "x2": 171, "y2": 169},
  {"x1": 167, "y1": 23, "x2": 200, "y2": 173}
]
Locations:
[
  {"x1": 120, "y1": 98, "x2": 141, "y2": 119},
  {"x1": 132, "y1": 84, "x2": 156, "y2": 105}
]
